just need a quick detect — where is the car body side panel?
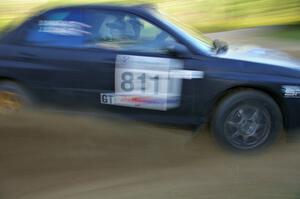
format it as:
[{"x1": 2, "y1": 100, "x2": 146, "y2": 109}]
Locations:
[{"x1": 0, "y1": 5, "x2": 300, "y2": 131}]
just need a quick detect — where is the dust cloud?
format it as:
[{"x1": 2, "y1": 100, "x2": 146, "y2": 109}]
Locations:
[{"x1": 0, "y1": 111, "x2": 300, "y2": 199}]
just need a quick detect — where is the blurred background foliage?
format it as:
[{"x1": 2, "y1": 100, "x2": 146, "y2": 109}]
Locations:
[{"x1": 0, "y1": 0, "x2": 299, "y2": 33}]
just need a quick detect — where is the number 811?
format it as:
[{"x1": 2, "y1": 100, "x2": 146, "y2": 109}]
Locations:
[{"x1": 120, "y1": 72, "x2": 161, "y2": 94}]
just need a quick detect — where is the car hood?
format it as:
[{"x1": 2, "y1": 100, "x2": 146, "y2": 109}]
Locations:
[{"x1": 216, "y1": 45, "x2": 300, "y2": 70}]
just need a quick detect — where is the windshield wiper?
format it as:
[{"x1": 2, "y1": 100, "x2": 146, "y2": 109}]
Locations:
[{"x1": 213, "y1": 39, "x2": 228, "y2": 54}]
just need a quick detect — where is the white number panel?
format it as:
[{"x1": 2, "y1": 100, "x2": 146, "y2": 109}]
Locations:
[{"x1": 115, "y1": 55, "x2": 183, "y2": 110}]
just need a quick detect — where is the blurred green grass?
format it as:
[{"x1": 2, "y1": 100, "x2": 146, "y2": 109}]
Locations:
[
  {"x1": 0, "y1": 0, "x2": 299, "y2": 34},
  {"x1": 270, "y1": 26, "x2": 300, "y2": 40}
]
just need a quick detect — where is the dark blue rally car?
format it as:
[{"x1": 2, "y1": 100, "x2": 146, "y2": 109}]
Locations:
[{"x1": 0, "y1": 4, "x2": 300, "y2": 150}]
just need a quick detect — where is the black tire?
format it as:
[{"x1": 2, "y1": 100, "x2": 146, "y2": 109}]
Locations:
[
  {"x1": 0, "y1": 81, "x2": 32, "y2": 113},
  {"x1": 212, "y1": 90, "x2": 283, "y2": 151}
]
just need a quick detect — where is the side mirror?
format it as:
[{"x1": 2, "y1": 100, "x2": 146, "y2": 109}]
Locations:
[{"x1": 165, "y1": 43, "x2": 190, "y2": 57}]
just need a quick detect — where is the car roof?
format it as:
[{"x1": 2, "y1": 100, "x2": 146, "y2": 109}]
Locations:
[{"x1": 47, "y1": 3, "x2": 156, "y2": 12}]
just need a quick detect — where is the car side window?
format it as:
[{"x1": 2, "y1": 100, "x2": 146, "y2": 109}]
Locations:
[
  {"x1": 84, "y1": 10, "x2": 177, "y2": 53},
  {"x1": 23, "y1": 9, "x2": 92, "y2": 48}
]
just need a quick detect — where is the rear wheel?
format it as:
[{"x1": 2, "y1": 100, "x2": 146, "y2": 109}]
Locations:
[
  {"x1": 0, "y1": 81, "x2": 32, "y2": 113},
  {"x1": 212, "y1": 90, "x2": 282, "y2": 151}
]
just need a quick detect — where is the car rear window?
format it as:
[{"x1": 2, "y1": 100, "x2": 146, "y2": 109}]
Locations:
[{"x1": 23, "y1": 8, "x2": 92, "y2": 48}]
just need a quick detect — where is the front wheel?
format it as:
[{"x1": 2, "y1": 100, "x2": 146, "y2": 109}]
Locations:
[{"x1": 212, "y1": 90, "x2": 283, "y2": 151}]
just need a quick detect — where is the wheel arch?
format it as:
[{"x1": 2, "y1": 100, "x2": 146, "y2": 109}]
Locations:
[
  {"x1": 209, "y1": 85, "x2": 287, "y2": 129},
  {"x1": 0, "y1": 76, "x2": 36, "y2": 103},
  {"x1": 0, "y1": 76, "x2": 19, "y2": 83}
]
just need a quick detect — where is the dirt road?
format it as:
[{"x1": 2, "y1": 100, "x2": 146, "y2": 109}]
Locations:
[{"x1": 0, "y1": 111, "x2": 300, "y2": 199}]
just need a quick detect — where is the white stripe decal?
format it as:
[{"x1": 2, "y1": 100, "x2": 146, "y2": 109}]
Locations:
[{"x1": 169, "y1": 70, "x2": 204, "y2": 79}]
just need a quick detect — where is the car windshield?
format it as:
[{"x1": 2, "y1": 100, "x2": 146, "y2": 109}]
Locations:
[{"x1": 153, "y1": 10, "x2": 215, "y2": 54}]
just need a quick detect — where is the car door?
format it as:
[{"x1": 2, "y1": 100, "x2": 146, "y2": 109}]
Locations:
[{"x1": 80, "y1": 9, "x2": 201, "y2": 124}]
